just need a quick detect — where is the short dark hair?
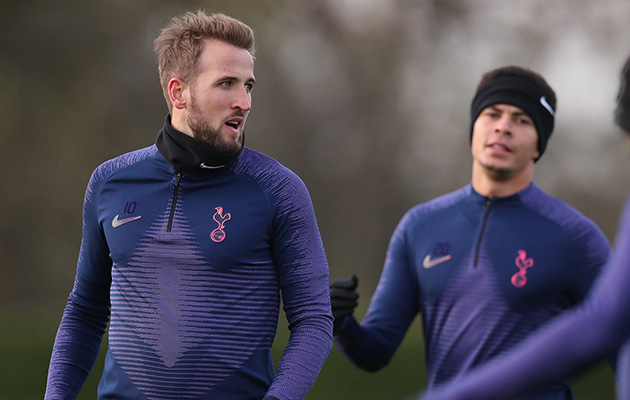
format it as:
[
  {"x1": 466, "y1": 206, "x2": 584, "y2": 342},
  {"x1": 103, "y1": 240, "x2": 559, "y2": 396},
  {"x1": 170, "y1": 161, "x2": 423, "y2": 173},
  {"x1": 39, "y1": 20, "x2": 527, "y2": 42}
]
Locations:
[{"x1": 477, "y1": 65, "x2": 557, "y2": 112}]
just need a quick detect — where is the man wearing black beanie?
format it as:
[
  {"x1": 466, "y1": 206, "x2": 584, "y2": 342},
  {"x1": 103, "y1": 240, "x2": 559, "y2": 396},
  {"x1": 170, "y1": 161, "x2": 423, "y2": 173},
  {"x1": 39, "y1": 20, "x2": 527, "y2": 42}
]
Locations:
[
  {"x1": 468, "y1": 66, "x2": 556, "y2": 196},
  {"x1": 470, "y1": 67, "x2": 556, "y2": 160},
  {"x1": 330, "y1": 65, "x2": 612, "y2": 400},
  {"x1": 419, "y1": 56, "x2": 630, "y2": 400}
]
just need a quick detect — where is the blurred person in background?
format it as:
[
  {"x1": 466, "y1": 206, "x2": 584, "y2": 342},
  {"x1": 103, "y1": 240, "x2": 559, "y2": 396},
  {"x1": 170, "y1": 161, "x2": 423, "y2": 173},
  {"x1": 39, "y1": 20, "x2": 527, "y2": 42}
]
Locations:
[
  {"x1": 330, "y1": 65, "x2": 612, "y2": 399},
  {"x1": 421, "y1": 54, "x2": 630, "y2": 400},
  {"x1": 45, "y1": 10, "x2": 332, "y2": 400}
]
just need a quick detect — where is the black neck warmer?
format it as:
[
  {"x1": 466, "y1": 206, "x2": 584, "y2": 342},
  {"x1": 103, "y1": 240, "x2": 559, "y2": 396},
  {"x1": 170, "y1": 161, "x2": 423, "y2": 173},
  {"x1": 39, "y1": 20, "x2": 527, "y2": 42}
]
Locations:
[{"x1": 155, "y1": 114, "x2": 243, "y2": 172}]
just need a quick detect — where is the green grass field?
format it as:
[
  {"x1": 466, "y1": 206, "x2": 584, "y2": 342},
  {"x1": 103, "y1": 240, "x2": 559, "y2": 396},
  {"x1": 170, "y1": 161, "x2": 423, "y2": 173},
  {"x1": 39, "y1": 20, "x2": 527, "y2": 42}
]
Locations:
[{"x1": 2, "y1": 309, "x2": 614, "y2": 400}]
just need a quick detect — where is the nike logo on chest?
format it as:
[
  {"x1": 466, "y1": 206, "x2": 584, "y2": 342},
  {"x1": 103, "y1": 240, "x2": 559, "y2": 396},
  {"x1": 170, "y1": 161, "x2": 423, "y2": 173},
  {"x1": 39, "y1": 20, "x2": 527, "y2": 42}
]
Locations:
[
  {"x1": 422, "y1": 254, "x2": 452, "y2": 269},
  {"x1": 112, "y1": 214, "x2": 142, "y2": 228}
]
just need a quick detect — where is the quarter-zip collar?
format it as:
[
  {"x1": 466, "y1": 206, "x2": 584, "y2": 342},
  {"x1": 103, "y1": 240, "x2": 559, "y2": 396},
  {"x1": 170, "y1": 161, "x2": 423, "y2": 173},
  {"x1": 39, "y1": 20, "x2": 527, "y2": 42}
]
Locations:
[
  {"x1": 155, "y1": 114, "x2": 243, "y2": 172},
  {"x1": 468, "y1": 182, "x2": 535, "y2": 269},
  {"x1": 468, "y1": 182, "x2": 535, "y2": 206}
]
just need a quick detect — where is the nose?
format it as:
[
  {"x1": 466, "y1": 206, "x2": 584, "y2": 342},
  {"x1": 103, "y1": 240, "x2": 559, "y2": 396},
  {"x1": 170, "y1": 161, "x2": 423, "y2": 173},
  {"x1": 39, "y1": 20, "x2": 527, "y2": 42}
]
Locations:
[
  {"x1": 233, "y1": 86, "x2": 251, "y2": 112},
  {"x1": 494, "y1": 115, "x2": 512, "y2": 135}
]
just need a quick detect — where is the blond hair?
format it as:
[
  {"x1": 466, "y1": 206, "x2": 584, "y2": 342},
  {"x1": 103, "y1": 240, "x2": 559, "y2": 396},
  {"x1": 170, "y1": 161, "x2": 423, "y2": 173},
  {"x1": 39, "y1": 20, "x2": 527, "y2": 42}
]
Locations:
[{"x1": 154, "y1": 10, "x2": 255, "y2": 111}]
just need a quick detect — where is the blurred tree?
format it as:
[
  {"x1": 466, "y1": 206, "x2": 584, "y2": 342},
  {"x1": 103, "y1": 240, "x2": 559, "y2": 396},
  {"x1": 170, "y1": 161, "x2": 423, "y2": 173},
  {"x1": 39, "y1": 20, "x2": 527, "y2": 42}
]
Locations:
[
  {"x1": 1, "y1": 0, "x2": 627, "y2": 398},
  {"x1": 1, "y1": 0, "x2": 629, "y2": 360}
]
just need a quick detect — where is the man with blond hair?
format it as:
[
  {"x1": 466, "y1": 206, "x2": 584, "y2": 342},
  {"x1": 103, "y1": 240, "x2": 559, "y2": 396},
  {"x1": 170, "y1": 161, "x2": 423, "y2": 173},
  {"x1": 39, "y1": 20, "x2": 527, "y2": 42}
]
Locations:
[{"x1": 45, "y1": 11, "x2": 332, "y2": 400}]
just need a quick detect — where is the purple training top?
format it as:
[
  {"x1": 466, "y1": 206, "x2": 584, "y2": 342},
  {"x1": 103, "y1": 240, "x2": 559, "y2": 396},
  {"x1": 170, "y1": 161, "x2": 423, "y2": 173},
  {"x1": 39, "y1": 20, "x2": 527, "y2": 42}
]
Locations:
[
  {"x1": 335, "y1": 184, "x2": 611, "y2": 399},
  {"x1": 423, "y1": 196, "x2": 630, "y2": 400},
  {"x1": 45, "y1": 120, "x2": 333, "y2": 400}
]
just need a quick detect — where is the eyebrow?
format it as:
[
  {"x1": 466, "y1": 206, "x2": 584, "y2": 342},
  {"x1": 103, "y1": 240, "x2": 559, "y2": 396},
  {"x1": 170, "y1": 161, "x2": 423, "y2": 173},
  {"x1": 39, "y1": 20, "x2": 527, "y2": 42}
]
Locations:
[
  {"x1": 487, "y1": 105, "x2": 529, "y2": 118},
  {"x1": 217, "y1": 75, "x2": 256, "y2": 85}
]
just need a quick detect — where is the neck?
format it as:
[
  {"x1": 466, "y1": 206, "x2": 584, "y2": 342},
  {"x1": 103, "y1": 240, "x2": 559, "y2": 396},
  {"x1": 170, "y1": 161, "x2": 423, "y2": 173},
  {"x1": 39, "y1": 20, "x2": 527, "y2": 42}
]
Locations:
[
  {"x1": 171, "y1": 110, "x2": 194, "y2": 138},
  {"x1": 471, "y1": 162, "x2": 533, "y2": 198},
  {"x1": 155, "y1": 114, "x2": 243, "y2": 171}
]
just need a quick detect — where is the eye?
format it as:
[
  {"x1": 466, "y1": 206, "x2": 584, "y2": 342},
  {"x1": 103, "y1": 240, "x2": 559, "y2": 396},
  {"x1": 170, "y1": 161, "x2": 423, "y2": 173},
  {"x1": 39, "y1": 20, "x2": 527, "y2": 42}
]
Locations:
[
  {"x1": 245, "y1": 82, "x2": 255, "y2": 92},
  {"x1": 515, "y1": 117, "x2": 532, "y2": 125},
  {"x1": 484, "y1": 111, "x2": 499, "y2": 119},
  {"x1": 220, "y1": 81, "x2": 232, "y2": 88}
]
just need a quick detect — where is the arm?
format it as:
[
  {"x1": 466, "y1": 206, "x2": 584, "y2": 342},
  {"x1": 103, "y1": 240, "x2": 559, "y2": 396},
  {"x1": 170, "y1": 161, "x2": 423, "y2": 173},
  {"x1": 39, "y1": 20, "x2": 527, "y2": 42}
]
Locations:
[
  {"x1": 334, "y1": 212, "x2": 420, "y2": 372},
  {"x1": 45, "y1": 169, "x2": 112, "y2": 400},
  {"x1": 617, "y1": 338, "x2": 630, "y2": 399},
  {"x1": 264, "y1": 172, "x2": 333, "y2": 400},
  {"x1": 422, "y1": 197, "x2": 630, "y2": 400}
]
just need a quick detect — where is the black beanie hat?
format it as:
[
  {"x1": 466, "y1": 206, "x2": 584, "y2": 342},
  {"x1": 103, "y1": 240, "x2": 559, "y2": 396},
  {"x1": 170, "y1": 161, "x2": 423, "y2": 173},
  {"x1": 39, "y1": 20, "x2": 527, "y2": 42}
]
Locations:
[
  {"x1": 615, "y1": 56, "x2": 630, "y2": 133},
  {"x1": 470, "y1": 74, "x2": 556, "y2": 160}
]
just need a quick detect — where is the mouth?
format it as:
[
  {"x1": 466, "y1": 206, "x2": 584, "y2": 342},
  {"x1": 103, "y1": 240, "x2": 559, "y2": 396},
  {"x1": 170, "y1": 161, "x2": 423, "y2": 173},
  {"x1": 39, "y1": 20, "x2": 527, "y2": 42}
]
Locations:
[
  {"x1": 487, "y1": 142, "x2": 511, "y2": 153},
  {"x1": 224, "y1": 116, "x2": 244, "y2": 133}
]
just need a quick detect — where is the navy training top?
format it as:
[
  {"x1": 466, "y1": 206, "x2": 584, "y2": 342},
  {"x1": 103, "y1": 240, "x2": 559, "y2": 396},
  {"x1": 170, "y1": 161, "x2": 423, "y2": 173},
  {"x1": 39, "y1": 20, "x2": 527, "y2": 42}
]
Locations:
[
  {"x1": 424, "y1": 195, "x2": 630, "y2": 400},
  {"x1": 335, "y1": 183, "x2": 611, "y2": 399},
  {"x1": 45, "y1": 118, "x2": 333, "y2": 400}
]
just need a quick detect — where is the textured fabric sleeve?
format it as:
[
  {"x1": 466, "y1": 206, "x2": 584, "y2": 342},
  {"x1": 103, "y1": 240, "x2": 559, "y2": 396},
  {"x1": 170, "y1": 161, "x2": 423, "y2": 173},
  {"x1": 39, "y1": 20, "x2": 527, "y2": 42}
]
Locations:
[
  {"x1": 45, "y1": 167, "x2": 112, "y2": 399},
  {"x1": 617, "y1": 338, "x2": 630, "y2": 400},
  {"x1": 421, "y1": 196, "x2": 630, "y2": 400},
  {"x1": 334, "y1": 210, "x2": 420, "y2": 372},
  {"x1": 568, "y1": 211, "x2": 613, "y2": 301},
  {"x1": 263, "y1": 170, "x2": 333, "y2": 400}
]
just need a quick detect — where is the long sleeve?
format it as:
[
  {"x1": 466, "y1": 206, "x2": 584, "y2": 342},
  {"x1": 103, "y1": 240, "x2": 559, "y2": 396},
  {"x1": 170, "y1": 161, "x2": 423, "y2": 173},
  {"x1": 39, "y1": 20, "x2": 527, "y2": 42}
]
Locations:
[
  {"x1": 422, "y1": 195, "x2": 630, "y2": 400},
  {"x1": 45, "y1": 145, "x2": 333, "y2": 400},
  {"x1": 45, "y1": 169, "x2": 112, "y2": 399},
  {"x1": 334, "y1": 211, "x2": 420, "y2": 372},
  {"x1": 264, "y1": 168, "x2": 333, "y2": 400}
]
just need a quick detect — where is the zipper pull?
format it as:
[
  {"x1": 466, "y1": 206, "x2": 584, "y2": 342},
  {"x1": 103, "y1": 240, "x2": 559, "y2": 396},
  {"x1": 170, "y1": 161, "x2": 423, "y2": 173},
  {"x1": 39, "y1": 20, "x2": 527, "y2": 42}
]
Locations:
[{"x1": 167, "y1": 172, "x2": 182, "y2": 233}]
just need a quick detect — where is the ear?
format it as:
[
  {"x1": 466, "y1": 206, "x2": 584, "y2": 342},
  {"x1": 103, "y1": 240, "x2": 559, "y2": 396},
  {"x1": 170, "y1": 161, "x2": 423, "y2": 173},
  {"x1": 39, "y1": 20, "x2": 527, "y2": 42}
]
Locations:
[
  {"x1": 533, "y1": 149, "x2": 540, "y2": 161},
  {"x1": 168, "y1": 78, "x2": 187, "y2": 110}
]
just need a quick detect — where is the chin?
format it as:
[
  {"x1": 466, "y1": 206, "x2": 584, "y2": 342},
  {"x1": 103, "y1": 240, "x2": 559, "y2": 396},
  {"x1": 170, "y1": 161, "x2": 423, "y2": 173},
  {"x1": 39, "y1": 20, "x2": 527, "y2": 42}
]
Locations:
[
  {"x1": 481, "y1": 162, "x2": 513, "y2": 180},
  {"x1": 489, "y1": 170, "x2": 513, "y2": 182},
  {"x1": 220, "y1": 137, "x2": 244, "y2": 154}
]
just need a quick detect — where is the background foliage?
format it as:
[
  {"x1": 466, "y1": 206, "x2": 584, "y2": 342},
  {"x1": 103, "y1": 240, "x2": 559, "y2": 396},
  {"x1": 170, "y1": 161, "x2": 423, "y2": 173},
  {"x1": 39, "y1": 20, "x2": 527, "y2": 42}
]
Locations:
[{"x1": 1, "y1": 0, "x2": 627, "y2": 398}]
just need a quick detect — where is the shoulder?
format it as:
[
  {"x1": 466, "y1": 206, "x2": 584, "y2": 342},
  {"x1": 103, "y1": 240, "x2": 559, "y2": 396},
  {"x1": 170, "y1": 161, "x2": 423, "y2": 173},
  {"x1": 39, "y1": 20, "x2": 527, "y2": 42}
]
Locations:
[
  {"x1": 230, "y1": 149, "x2": 318, "y2": 224},
  {"x1": 231, "y1": 148, "x2": 307, "y2": 194},
  {"x1": 521, "y1": 184, "x2": 607, "y2": 244},
  {"x1": 403, "y1": 185, "x2": 471, "y2": 222},
  {"x1": 91, "y1": 145, "x2": 158, "y2": 182},
  {"x1": 232, "y1": 148, "x2": 295, "y2": 175},
  {"x1": 383, "y1": 186, "x2": 472, "y2": 250},
  {"x1": 86, "y1": 145, "x2": 158, "y2": 201}
]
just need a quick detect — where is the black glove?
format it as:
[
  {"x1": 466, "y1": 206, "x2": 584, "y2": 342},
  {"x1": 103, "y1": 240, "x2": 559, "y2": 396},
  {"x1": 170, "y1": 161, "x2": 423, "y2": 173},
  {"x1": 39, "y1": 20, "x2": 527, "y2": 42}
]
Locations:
[{"x1": 330, "y1": 275, "x2": 359, "y2": 333}]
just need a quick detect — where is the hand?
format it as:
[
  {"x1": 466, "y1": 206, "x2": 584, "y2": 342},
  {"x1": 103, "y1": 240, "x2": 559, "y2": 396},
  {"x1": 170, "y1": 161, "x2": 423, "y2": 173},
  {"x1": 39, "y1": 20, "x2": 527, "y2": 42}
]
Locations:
[{"x1": 329, "y1": 275, "x2": 359, "y2": 332}]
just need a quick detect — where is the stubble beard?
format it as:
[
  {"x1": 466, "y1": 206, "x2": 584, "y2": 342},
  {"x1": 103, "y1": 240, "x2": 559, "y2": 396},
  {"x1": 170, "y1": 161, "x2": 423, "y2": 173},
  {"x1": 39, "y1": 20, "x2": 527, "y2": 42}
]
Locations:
[
  {"x1": 480, "y1": 161, "x2": 512, "y2": 182},
  {"x1": 187, "y1": 96, "x2": 244, "y2": 155}
]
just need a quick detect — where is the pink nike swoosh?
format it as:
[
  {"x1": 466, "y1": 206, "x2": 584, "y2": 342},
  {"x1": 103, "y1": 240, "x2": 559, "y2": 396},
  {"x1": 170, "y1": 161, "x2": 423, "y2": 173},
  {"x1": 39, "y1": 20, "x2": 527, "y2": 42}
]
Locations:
[
  {"x1": 112, "y1": 214, "x2": 142, "y2": 228},
  {"x1": 422, "y1": 254, "x2": 452, "y2": 269}
]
